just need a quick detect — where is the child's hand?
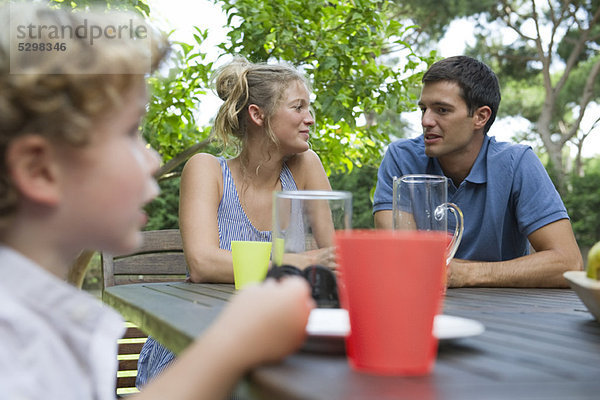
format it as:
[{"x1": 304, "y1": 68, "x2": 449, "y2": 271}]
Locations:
[{"x1": 211, "y1": 277, "x2": 315, "y2": 367}]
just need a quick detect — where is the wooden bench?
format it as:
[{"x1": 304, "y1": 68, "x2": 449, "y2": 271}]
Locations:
[{"x1": 101, "y1": 229, "x2": 188, "y2": 397}]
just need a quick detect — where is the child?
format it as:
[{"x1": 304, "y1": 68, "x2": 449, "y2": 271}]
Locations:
[{"x1": 0, "y1": 4, "x2": 313, "y2": 400}]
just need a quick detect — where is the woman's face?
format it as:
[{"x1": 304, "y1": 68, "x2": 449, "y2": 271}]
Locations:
[{"x1": 269, "y1": 80, "x2": 315, "y2": 155}]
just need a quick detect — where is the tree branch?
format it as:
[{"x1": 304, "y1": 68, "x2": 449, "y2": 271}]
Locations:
[
  {"x1": 499, "y1": 0, "x2": 537, "y2": 42},
  {"x1": 155, "y1": 135, "x2": 215, "y2": 180},
  {"x1": 554, "y1": 5, "x2": 600, "y2": 95},
  {"x1": 531, "y1": 0, "x2": 553, "y2": 81},
  {"x1": 561, "y1": 57, "x2": 600, "y2": 147}
]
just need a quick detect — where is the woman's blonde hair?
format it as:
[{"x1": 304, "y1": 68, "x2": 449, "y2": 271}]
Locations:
[
  {"x1": 0, "y1": 4, "x2": 168, "y2": 221},
  {"x1": 212, "y1": 57, "x2": 311, "y2": 163}
]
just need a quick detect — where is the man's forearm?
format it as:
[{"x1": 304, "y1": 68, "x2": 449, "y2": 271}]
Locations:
[
  {"x1": 448, "y1": 249, "x2": 582, "y2": 288},
  {"x1": 374, "y1": 210, "x2": 393, "y2": 229}
]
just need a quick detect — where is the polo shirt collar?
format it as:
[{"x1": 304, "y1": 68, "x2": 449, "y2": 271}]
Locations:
[
  {"x1": 463, "y1": 135, "x2": 491, "y2": 184},
  {"x1": 426, "y1": 135, "x2": 490, "y2": 186}
]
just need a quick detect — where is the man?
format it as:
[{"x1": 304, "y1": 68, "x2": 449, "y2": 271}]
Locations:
[{"x1": 373, "y1": 56, "x2": 582, "y2": 287}]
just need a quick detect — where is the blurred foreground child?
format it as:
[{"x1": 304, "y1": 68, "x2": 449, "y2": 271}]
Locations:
[{"x1": 0, "y1": 4, "x2": 313, "y2": 400}]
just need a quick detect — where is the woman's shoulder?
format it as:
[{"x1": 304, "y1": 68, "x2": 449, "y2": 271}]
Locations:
[
  {"x1": 186, "y1": 153, "x2": 223, "y2": 168},
  {"x1": 182, "y1": 153, "x2": 224, "y2": 179},
  {"x1": 286, "y1": 149, "x2": 322, "y2": 169},
  {"x1": 180, "y1": 153, "x2": 226, "y2": 200},
  {"x1": 286, "y1": 150, "x2": 329, "y2": 190}
]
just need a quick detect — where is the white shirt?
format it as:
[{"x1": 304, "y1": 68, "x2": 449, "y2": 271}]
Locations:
[{"x1": 0, "y1": 246, "x2": 125, "y2": 400}]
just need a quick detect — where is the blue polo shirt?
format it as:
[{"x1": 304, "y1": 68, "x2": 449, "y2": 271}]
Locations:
[{"x1": 373, "y1": 135, "x2": 569, "y2": 261}]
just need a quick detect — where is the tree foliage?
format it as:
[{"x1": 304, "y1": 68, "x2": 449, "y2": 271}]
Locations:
[
  {"x1": 466, "y1": 1, "x2": 599, "y2": 193},
  {"x1": 144, "y1": 174, "x2": 181, "y2": 230},
  {"x1": 216, "y1": 0, "x2": 432, "y2": 173},
  {"x1": 389, "y1": 0, "x2": 498, "y2": 45},
  {"x1": 48, "y1": 0, "x2": 150, "y2": 15},
  {"x1": 564, "y1": 170, "x2": 600, "y2": 248},
  {"x1": 330, "y1": 165, "x2": 378, "y2": 229},
  {"x1": 52, "y1": 0, "x2": 430, "y2": 177},
  {"x1": 143, "y1": 30, "x2": 216, "y2": 179},
  {"x1": 47, "y1": 0, "x2": 430, "y2": 229}
]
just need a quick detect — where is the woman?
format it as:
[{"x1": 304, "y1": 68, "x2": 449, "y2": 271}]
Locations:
[
  {"x1": 136, "y1": 57, "x2": 331, "y2": 387},
  {"x1": 181, "y1": 57, "x2": 333, "y2": 282}
]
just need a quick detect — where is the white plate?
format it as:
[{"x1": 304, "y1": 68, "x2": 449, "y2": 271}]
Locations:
[
  {"x1": 434, "y1": 314, "x2": 485, "y2": 340},
  {"x1": 306, "y1": 308, "x2": 485, "y2": 341}
]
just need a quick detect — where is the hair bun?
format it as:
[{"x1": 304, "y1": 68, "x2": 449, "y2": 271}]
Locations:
[{"x1": 214, "y1": 57, "x2": 250, "y2": 101}]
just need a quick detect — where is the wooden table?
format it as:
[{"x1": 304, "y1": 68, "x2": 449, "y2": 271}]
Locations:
[{"x1": 103, "y1": 284, "x2": 600, "y2": 399}]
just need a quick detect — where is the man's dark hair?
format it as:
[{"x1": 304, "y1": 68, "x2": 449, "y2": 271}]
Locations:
[{"x1": 422, "y1": 56, "x2": 501, "y2": 134}]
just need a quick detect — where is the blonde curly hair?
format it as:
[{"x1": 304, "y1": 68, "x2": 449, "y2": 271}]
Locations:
[{"x1": 0, "y1": 3, "x2": 168, "y2": 222}]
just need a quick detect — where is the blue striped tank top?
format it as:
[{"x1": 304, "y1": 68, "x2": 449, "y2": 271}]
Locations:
[{"x1": 217, "y1": 157, "x2": 298, "y2": 249}]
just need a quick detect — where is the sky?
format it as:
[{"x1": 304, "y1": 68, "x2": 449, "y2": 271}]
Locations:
[{"x1": 147, "y1": 0, "x2": 599, "y2": 158}]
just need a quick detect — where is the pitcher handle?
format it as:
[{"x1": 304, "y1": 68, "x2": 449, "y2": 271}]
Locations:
[
  {"x1": 445, "y1": 202, "x2": 464, "y2": 265},
  {"x1": 438, "y1": 202, "x2": 464, "y2": 265}
]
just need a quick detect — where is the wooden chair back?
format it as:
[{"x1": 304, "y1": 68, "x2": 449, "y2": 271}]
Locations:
[
  {"x1": 101, "y1": 229, "x2": 188, "y2": 288},
  {"x1": 101, "y1": 229, "x2": 188, "y2": 397}
]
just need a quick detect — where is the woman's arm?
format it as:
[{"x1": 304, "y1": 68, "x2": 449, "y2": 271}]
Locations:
[
  {"x1": 179, "y1": 154, "x2": 235, "y2": 283},
  {"x1": 286, "y1": 151, "x2": 337, "y2": 266}
]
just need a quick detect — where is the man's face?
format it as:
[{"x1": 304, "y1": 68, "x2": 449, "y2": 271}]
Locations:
[{"x1": 418, "y1": 80, "x2": 480, "y2": 159}]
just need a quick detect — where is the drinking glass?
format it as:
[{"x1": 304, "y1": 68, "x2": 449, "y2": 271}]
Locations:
[
  {"x1": 271, "y1": 190, "x2": 352, "y2": 270},
  {"x1": 392, "y1": 174, "x2": 463, "y2": 265}
]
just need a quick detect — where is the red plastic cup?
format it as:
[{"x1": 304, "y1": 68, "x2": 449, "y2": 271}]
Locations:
[{"x1": 335, "y1": 229, "x2": 446, "y2": 375}]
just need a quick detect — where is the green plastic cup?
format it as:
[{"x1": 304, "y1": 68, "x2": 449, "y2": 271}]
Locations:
[{"x1": 231, "y1": 241, "x2": 272, "y2": 290}]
